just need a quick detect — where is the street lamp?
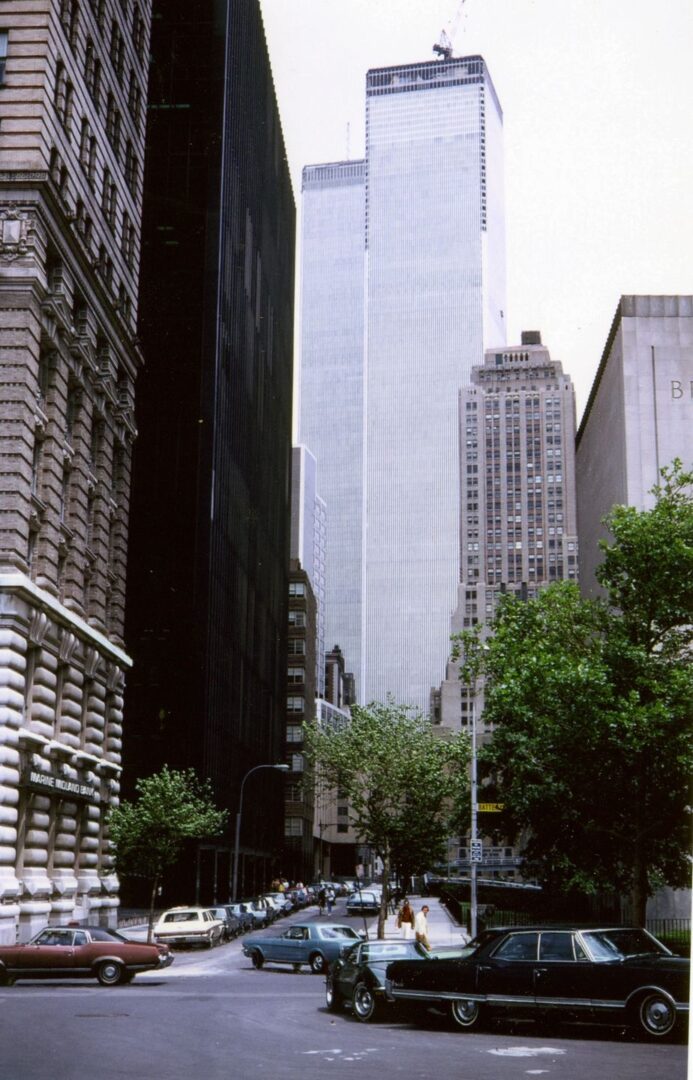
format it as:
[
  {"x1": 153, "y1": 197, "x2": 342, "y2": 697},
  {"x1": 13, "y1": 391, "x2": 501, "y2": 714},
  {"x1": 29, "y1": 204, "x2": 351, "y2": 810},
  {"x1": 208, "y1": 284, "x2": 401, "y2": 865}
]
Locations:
[{"x1": 231, "y1": 763, "x2": 289, "y2": 901}]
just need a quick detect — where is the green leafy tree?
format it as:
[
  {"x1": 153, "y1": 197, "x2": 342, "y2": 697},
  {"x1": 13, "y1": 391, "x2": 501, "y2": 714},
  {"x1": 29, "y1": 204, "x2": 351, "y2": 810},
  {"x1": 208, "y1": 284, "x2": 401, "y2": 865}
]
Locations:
[
  {"x1": 108, "y1": 766, "x2": 228, "y2": 941},
  {"x1": 304, "y1": 699, "x2": 469, "y2": 937},
  {"x1": 459, "y1": 462, "x2": 693, "y2": 925}
]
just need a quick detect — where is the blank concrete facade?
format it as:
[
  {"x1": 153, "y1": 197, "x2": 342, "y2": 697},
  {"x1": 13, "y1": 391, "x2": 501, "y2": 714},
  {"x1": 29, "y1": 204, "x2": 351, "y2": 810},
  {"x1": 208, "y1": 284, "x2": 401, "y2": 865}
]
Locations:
[{"x1": 576, "y1": 295, "x2": 693, "y2": 596}]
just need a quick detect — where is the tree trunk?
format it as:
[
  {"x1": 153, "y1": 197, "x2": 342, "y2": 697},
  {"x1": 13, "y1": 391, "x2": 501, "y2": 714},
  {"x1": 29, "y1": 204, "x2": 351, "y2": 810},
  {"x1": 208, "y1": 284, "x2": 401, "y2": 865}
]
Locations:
[
  {"x1": 377, "y1": 852, "x2": 390, "y2": 940},
  {"x1": 147, "y1": 875, "x2": 160, "y2": 944}
]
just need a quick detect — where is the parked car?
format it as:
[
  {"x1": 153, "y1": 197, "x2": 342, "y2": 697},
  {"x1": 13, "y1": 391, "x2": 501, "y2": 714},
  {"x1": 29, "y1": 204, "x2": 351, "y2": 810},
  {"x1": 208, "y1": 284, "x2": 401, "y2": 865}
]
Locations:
[
  {"x1": 227, "y1": 903, "x2": 255, "y2": 933},
  {"x1": 241, "y1": 900, "x2": 271, "y2": 927},
  {"x1": 153, "y1": 907, "x2": 225, "y2": 948},
  {"x1": 207, "y1": 905, "x2": 242, "y2": 941},
  {"x1": 385, "y1": 926, "x2": 690, "y2": 1039},
  {"x1": 0, "y1": 925, "x2": 173, "y2": 987},
  {"x1": 263, "y1": 893, "x2": 291, "y2": 918},
  {"x1": 327, "y1": 937, "x2": 466, "y2": 1021},
  {"x1": 243, "y1": 922, "x2": 365, "y2": 974},
  {"x1": 346, "y1": 890, "x2": 381, "y2": 916}
]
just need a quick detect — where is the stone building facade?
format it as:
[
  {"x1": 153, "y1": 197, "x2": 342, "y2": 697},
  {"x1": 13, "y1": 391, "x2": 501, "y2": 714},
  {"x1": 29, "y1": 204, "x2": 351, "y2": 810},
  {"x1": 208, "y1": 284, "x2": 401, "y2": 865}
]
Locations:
[{"x1": 0, "y1": 0, "x2": 150, "y2": 942}]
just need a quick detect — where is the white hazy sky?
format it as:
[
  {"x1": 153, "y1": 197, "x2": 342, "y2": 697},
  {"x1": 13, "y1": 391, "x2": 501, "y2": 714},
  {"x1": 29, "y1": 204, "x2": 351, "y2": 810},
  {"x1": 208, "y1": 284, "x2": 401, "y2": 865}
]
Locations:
[{"x1": 259, "y1": 0, "x2": 693, "y2": 424}]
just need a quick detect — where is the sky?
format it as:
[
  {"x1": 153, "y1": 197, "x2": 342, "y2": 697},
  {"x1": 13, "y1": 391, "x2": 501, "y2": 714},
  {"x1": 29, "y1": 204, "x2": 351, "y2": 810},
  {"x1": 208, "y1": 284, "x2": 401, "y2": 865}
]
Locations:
[{"x1": 258, "y1": 0, "x2": 693, "y2": 426}]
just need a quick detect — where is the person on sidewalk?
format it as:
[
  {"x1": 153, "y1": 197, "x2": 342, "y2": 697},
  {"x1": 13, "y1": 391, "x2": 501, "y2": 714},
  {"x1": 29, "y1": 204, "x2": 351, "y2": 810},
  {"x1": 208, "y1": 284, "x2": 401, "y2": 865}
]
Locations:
[
  {"x1": 397, "y1": 898, "x2": 415, "y2": 940},
  {"x1": 414, "y1": 904, "x2": 431, "y2": 950}
]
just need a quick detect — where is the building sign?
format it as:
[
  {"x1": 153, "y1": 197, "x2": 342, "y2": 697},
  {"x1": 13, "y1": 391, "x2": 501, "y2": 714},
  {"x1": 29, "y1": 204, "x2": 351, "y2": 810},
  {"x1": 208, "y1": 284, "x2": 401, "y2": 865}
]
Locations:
[{"x1": 21, "y1": 767, "x2": 96, "y2": 802}]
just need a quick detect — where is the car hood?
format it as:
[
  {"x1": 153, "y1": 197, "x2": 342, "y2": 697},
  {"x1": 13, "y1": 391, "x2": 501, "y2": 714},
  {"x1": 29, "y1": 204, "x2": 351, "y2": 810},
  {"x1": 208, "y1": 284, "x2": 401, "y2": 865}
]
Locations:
[{"x1": 621, "y1": 954, "x2": 690, "y2": 973}]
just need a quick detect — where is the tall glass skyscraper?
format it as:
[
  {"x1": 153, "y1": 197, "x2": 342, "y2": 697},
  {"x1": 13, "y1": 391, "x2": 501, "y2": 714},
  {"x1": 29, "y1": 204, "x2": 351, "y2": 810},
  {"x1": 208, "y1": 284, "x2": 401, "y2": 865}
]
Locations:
[
  {"x1": 300, "y1": 161, "x2": 366, "y2": 691},
  {"x1": 300, "y1": 56, "x2": 506, "y2": 712}
]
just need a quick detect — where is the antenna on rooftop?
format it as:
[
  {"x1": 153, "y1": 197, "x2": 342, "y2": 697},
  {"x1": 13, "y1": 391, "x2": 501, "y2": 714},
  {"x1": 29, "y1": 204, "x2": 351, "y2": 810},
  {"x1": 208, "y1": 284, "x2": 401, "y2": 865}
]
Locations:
[
  {"x1": 433, "y1": 0, "x2": 468, "y2": 60},
  {"x1": 346, "y1": 121, "x2": 351, "y2": 161}
]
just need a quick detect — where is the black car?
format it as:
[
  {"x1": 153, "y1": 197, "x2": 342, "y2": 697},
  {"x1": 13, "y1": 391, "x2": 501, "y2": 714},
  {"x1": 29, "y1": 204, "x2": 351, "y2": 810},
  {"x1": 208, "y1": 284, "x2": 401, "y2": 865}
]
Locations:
[
  {"x1": 385, "y1": 926, "x2": 690, "y2": 1039},
  {"x1": 326, "y1": 939, "x2": 467, "y2": 1022}
]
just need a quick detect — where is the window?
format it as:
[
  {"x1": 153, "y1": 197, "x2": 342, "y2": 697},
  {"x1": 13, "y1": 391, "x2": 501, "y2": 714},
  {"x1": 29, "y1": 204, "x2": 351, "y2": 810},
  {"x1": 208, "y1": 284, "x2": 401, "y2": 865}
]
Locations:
[
  {"x1": 288, "y1": 582, "x2": 305, "y2": 597},
  {"x1": 285, "y1": 725, "x2": 302, "y2": 743},
  {"x1": 132, "y1": 5, "x2": 146, "y2": 62},
  {"x1": 284, "y1": 817, "x2": 303, "y2": 838},
  {"x1": 127, "y1": 71, "x2": 141, "y2": 126},
  {"x1": 60, "y1": 0, "x2": 79, "y2": 47},
  {"x1": 287, "y1": 638, "x2": 305, "y2": 656},
  {"x1": 124, "y1": 139, "x2": 137, "y2": 195},
  {"x1": 493, "y1": 932, "x2": 538, "y2": 961},
  {"x1": 286, "y1": 696, "x2": 304, "y2": 713},
  {"x1": 110, "y1": 19, "x2": 124, "y2": 79},
  {"x1": 102, "y1": 167, "x2": 117, "y2": 228},
  {"x1": 289, "y1": 753, "x2": 304, "y2": 773},
  {"x1": 121, "y1": 210, "x2": 135, "y2": 267},
  {"x1": 287, "y1": 667, "x2": 304, "y2": 684},
  {"x1": 0, "y1": 31, "x2": 8, "y2": 85},
  {"x1": 288, "y1": 610, "x2": 305, "y2": 627},
  {"x1": 54, "y1": 61, "x2": 74, "y2": 133}
]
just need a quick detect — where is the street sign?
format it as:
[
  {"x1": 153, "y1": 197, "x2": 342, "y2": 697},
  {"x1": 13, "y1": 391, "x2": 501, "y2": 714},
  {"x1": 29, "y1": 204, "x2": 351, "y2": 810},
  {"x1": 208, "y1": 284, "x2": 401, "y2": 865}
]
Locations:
[
  {"x1": 470, "y1": 840, "x2": 483, "y2": 863},
  {"x1": 477, "y1": 802, "x2": 504, "y2": 812}
]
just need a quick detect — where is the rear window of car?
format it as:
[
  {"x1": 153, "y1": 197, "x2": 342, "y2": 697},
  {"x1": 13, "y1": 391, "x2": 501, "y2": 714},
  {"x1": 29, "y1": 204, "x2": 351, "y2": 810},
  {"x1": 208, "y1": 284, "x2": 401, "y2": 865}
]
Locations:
[
  {"x1": 163, "y1": 911, "x2": 199, "y2": 923},
  {"x1": 88, "y1": 928, "x2": 127, "y2": 943},
  {"x1": 320, "y1": 927, "x2": 357, "y2": 940}
]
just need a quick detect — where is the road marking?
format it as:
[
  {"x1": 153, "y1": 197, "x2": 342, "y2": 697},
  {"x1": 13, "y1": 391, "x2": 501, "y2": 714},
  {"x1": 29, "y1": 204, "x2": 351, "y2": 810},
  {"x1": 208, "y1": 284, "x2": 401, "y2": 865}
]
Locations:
[{"x1": 488, "y1": 1048, "x2": 566, "y2": 1058}]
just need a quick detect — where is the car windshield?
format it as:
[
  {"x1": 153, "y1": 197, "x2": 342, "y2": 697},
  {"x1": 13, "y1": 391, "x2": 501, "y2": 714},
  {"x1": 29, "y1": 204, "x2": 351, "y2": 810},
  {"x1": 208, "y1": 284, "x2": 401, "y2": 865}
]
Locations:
[
  {"x1": 319, "y1": 926, "x2": 358, "y2": 940},
  {"x1": 581, "y1": 929, "x2": 671, "y2": 961}
]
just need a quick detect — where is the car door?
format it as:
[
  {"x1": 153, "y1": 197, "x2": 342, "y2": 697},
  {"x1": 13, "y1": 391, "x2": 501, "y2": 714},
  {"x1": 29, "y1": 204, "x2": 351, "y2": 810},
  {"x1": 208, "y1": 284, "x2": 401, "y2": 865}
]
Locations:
[
  {"x1": 271, "y1": 926, "x2": 307, "y2": 962},
  {"x1": 532, "y1": 931, "x2": 594, "y2": 1013},
  {"x1": 21, "y1": 929, "x2": 78, "y2": 974},
  {"x1": 334, "y1": 942, "x2": 365, "y2": 998},
  {"x1": 477, "y1": 931, "x2": 539, "y2": 1007}
]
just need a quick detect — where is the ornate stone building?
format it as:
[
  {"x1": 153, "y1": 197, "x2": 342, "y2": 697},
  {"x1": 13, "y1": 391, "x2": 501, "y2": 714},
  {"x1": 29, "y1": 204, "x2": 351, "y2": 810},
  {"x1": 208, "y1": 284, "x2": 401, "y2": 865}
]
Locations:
[{"x1": 0, "y1": 0, "x2": 150, "y2": 941}]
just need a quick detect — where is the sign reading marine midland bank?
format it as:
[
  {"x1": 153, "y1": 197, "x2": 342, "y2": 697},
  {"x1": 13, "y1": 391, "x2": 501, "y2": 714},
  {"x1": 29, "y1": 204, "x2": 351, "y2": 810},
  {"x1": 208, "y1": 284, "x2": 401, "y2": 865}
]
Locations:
[{"x1": 21, "y1": 767, "x2": 96, "y2": 803}]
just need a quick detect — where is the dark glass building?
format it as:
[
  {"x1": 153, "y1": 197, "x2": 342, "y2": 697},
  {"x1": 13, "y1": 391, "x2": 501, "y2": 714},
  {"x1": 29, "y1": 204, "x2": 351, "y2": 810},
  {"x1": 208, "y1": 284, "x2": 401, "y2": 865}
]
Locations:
[{"x1": 123, "y1": 0, "x2": 295, "y2": 904}]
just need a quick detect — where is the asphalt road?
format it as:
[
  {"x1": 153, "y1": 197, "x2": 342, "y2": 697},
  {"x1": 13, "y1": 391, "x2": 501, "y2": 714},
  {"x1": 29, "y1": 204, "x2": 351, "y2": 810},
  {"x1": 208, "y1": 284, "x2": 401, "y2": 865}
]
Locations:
[{"x1": 0, "y1": 906, "x2": 688, "y2": 1080}]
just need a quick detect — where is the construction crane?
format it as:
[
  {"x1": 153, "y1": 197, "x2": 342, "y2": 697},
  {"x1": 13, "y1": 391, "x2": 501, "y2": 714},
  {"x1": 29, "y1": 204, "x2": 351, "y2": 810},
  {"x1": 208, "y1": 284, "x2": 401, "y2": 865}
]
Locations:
[{"x1": 433, "y1": 0, "x2": 468, "y2": 60}]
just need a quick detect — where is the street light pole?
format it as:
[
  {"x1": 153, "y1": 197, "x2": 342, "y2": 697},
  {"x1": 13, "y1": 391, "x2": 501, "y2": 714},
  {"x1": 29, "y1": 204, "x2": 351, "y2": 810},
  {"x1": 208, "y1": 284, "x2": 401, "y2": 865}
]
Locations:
[{"x1": 231, "y1": 763, "x2": 289, "y2": 902}]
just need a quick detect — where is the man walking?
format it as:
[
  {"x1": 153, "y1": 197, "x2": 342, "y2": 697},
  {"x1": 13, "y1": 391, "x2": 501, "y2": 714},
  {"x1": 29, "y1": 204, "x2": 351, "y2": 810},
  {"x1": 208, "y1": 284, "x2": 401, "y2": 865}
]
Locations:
[{"x1": 414, "y1": 904, "x2": 431, "y2": 950}]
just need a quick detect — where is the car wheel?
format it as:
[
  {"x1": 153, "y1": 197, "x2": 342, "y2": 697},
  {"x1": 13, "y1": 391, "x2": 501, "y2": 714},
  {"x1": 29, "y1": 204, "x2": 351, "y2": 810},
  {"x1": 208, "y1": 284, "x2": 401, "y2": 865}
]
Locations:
[
  {"x1": 96, "y1": 960, "x2": 125, "y2": 987},
  {"x1": 309, "y1": 951, "x2": 326, "y2": 974},
  {"x1": 251, "y1": 949, "x2": 264, "y2": 969},
  {"x1": 450, "y1": 998, "x2": 483, "y2": 1030},
  {"x1": 0, "y1": 967, "x2": 15, "y2": 987},
  {"x1": 352, "y1": 980, "x2": 380, "y2": 1023},
  {"x1": 636, "y1": 991, "x2": 677, "y2": 1038},
  {"x1": 325, "y1": 977, "x2": 342, "y2": 1011}
]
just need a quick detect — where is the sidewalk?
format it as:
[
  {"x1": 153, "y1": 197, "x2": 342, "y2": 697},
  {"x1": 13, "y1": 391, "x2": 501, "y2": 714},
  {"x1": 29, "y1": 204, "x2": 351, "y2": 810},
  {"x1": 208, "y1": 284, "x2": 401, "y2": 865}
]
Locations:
[{"x1": 381, "y1": 895, "x2": 470, "y2": 947}]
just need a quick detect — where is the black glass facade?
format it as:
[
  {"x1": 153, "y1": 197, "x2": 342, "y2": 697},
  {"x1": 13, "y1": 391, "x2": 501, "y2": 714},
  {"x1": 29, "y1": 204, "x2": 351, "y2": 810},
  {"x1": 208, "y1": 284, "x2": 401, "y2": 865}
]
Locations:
[{"x1": 123, "y1": 0, "x2": 295, "y2": 903}]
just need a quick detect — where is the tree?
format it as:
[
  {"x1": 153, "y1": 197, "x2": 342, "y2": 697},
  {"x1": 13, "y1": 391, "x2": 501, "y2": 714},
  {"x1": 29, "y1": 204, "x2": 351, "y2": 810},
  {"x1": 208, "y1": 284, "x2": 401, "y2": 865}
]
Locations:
[
  {"x1": 108, "y1": 766, "x2": 228, "y2": 941},
  {"x1": 459, "y1": 462, "x2": 693, "y2": 925},
  {"x1": 304, "y1": 699, "x2": 469, "y2": 938}
]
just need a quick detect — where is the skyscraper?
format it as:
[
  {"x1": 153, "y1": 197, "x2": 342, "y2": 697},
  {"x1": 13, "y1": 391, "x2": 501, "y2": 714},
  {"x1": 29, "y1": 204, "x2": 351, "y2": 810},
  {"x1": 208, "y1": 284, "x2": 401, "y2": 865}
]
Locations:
[
  {"x1": 300, "y1": 56, "x2": 506, "y2": 711},
  {"x1": 0, "y1": 0, "x2": 150, "y2": 940},
  {"x1": 122, "y1": 0, "x2": 295, "y2": 903},
  {"x1": 290, "y1": 445, "x2": 326, "y2": 696},
  {"x1": 300, "y1": 161, "x2": 365, "y2": 694},
  {"x1": 435, "y1": 332, "x2": 578, "y2": 879}
]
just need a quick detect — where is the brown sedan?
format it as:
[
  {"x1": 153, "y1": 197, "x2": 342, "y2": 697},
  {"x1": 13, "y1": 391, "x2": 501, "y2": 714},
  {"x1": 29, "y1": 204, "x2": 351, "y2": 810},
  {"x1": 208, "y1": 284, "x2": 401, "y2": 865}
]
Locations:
[{"x1": 0, "y1": 925, "x2": 173, "y2": 986}]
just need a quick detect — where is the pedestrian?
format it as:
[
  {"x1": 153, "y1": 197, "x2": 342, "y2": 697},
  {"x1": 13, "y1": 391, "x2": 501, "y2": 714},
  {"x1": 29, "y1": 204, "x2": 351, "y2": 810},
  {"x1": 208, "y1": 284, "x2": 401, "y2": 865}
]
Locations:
[
  {"x1": 326, "y1": 886, "x2": 335, "y2": 916},
  {"x1": 414, "y1": 904, "x2": 431, "y2": 950},
  {"x1": 318, "y1": 886, "x2": 326, "y2": 915},
  {"x1": 397, "y1": 897, "x2": 415, "y2": 940}
]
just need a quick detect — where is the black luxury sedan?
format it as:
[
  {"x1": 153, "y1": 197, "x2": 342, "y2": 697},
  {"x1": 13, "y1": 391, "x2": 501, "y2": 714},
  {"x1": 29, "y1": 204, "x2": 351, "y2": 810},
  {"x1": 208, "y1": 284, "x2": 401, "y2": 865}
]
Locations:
[{"x1": 384, "y1": 926, "x2": 689, "y2": 1039}]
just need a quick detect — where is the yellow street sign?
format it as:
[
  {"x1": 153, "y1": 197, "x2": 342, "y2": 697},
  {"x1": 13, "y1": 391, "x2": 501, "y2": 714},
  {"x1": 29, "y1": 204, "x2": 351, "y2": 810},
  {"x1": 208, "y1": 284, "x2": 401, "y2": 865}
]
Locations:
[{"x1": 478, "y1": 802, "x2": 504, "y2": 812}]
